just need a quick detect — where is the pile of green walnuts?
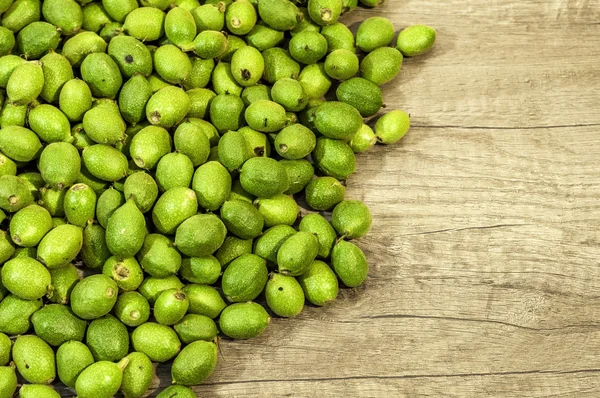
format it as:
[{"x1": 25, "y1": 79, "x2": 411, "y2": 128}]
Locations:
[{"x1": 0, "y1": 0, "x2": 436, "y2": 396}]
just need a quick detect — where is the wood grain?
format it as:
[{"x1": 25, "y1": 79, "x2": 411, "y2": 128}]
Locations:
[{"x1": 56, "y1": 0, "x2": 600, "y2": 396}]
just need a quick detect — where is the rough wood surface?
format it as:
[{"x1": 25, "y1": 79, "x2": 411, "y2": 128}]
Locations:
[{"x1": 58, "y1": 1, "x2": 600, "y2": 396}]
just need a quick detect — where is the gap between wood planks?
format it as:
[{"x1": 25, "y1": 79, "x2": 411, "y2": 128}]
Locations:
[
  {"x1": 194, "y1": 368, "x2": 600, "y2": 386},
  {"x1": 358, "y1": 314, "x2": 600, "y2": 332},
  {"x1": 411, "y1": 123, "x2": 600, "y2": 130}
]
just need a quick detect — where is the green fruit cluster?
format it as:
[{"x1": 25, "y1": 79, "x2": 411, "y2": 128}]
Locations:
[{"x1": 0, "y1": 0, "x2": 436, "y2": 395}]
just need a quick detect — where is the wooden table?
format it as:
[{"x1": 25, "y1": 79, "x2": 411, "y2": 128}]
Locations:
[{"x1": 154, "y1": 1, "x2": 600, "y2": 397}]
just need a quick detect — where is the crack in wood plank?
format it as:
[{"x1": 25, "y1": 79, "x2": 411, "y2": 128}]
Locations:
[
  {"x1": 411, "y1": 123, "x2": 600, "y2": 130},
  {"x1": 359, "y1": 314, "x2": 600, "y2": 332},
  {"x1": 197, "y1": 368, "x2": 600, "y2": 386},
  {"x1": 400, "y1": 224, "x2": 532, "y2": 236}
]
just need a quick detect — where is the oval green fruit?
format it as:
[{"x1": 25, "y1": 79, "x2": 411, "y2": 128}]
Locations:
[
  {"x1": 225, "y1": 0, "x2": 256, "y2": 35},
  {"x1": 331, "y1": 199, "x2": 372, "y2": 238},
  {"x1": 375, "y1": 109, "x2": 410, "y2": 144},
  {"x1": 74, "y1": 360, "x2": 126, "y2": 398},
  {"x1": 19, "y1": 383, "x2": 61, "y2": 398},
  {"x1": 0, "y1": 175, "x2": 34, "y2": 213},
  {"x1": 396, "y1": 24, "x2": 436, "y2": 57},
  {"x1": 355, "y1": 16, "x2": 394, "y2": 52},
  {"x1": 108, "y1": 35, "x2": 152, "y2": 78},
  {"x1": 80, "y1": 52, "x2": 123, "y2": 99},
  {"x1": 219, "y1": 301, "x2": 270, "y2": 339},
  {"x1": 297, "y1": 260, "x2": 338, "y2": 305},
  {"x1": 231, "y1": 45, "x2": 264, "y2": 87},
  {"x1": 119, "y1": 75, "x2": 153, "y2": 126},
  {"x1": 103, "y1": 0, "x2": 138, "y2": 22},
  {"x1": 31, "y1": 304, "x2": 87, "y2": 347},
  {"x1": 123, "y1": 172, "x2": 159, "y2": 213},
  {"x1": 280, "y1": 159, "x2": 314, "y2": 195},
  {"x1": 360, "y1": 46, "x2": 403, "y2": 86},
  {"x1": 192, "y1": 162, "x2": 231, "y2": 211},
  {"x1": 304, "y1": 176, "x2": 345, "y2": 211},
  {"x1": 83, "y1": 102, "x2": 126, "y2": 146},
  {"x1": 70, "y1": 274, "x2": 118, "y2": 320},
  {"x1": 0, "y1": 294, "x2": 42, "y2": 335},
  {"x1": 64, "y1": 183, "x2": 97, "y2": 227},
  {"x1": 174, "y1": 314, "x2": 218, "y2": 344},
  {"x1": 16, "y1": 22, "x2": 60, "y2": 60},
  {"x1": 0, "y1": 332, "x2": 11, "y2": 365},
  {"x1": 240, "y1": 157, "x2": 289, "y2": 198},
  {"x1": 277, "y1": 230, "x2": 319, "y2": 276},
  {"x1": 0, "y1": 365, "x2": 17, "y2": 398},
  {"x1": 262, "y1": 47, "x2": 300, "y2": 83},
  {"x1": 1, "y1": 257, "x2": 50, "y2": 300},
  {"x1": 120, "y1": 352, "x2": 153, "y2": 398},
  {"x1": 274, "y1": 124, "x2": 316, "y2": 160},
  {"x1": 137, "y1": 233, "x2": 182, "y2": 278},
  {"x1": 0, "y1": 126, "x2": 42, "y2": 162},
  {"x1": 96, "y1": 188, "x2": 124, "y2": 229},
  {"x1": 102, "y1": 256, "x2": 144, "y2": 291},
  {"x1": 157, "y1": 385, "x2": 196, "y2": 398},
  {"x1": 253, "y1": 224, "x2": 295, "y2": 264},
  {"x1": 220, "y1": 200, "x2": 264, "y2": 240},
  {"x1": 7, "y1": 61, "x2": 44, "y2": 105},
  {"x1": 324, "y1": 48, "x2": 358, "y2": 80},
  {"x1": 86, "y1": 314, "x2": 129, "y2": 361},
  {"x1": 40, "y1": 51, "x2": 74, "y2": 104},
  {"x1": 152, "y1": 187, "x2": 198, "y2": 234},
  {"x1": 9, "y1": 204, "x2": 52, "y2": 247},
  {"x1": 174, "y1": 121, "x2": 211, "y2": 167},
  {"x1": 47, "y1": 264, "x2": 80, "y2": 304},
  {"x1": 255, "y1": 194, "x2": 298, "y2": 227},
  {"x1": 37, "y1": 224, "x2": 83, "y2": 269},
  {"x1": 174, "y1": 214, "x2": 227, "y2": 257},
  {"x1": 56, "y1": 341, "x2": 94, "y2": 389},
  {"x1": 154, "y1": 288, "x2": 189, "y2": 325},
  {"x1": 12, "y1": 335, "x2": 56, "y2": 384},
  {"x1": 61, "y1": 31, "x2": 107, "y2": 67},
  {"x1": 321, "y1": 22, "x2": 355, "y2": 52},
  {"x1": 222, "y1": 253, "x2": 268, "y2": 302},
  {"x1": 299, "y1": 213, "x2": 337, "y2": 258},
  {"x1": 42, "y1": 0, "x2": 83, "y2": 35},
  {"x1": 349, "y1": 123, "x2": 377, "y2": 153},
  {"x1": 246, "y1": 22, "x2": 285, "y2": 52},
  {"x1": 124, "y1": 7, "x2": 166, "y2": 41},
  {"x1": 331, "y1": 239, "x2": 368, "y2": 287},
  {"x1": 184, "y1": 284, "x2": 227, "y2": 319},
  {"x1": 29, "y1": 104, "x2": 71, "y2": 144},
  {"x1": 258, "y1": 0, "x2": 301, "y2": 31},
  {"x1": 59, "y1": 79, "x2": 93, "y2": 123},
  {"x1": 146, "y1": 86, "x2": 191, "y2": 128},
  {"x1": 244, "y1": 99, "x2": 287, "y2": 132},
  {"x1": 131, "y1": 322, "x2": 181, "y2": 362},
  {"x1": 105, "y1": 199, "x2": 146, "y2": 258},
  {"x1": 308, "y1": 0, "x2": 341, "y2": 26},
  {"x1": 171, "y1": 340, "x2": 218, "y2": 386},
  {"x1": 312, "y1": 137, "x2": 356, "y2": 180},
  {"x1": 215, "y1": 235, "x2": 253, "y2": 267},
  {"x1": 336, "y1": 77, "x2": 383, "y2": 117},
  {"x1": 265, "y1": 273, "x2": 305, "y2": 317},
  {"x1": 82, "y1": 144, "x2": 128, "y2": 182},
  {"x1": 180, "y1": 249, "x2": 222, "y2": 283},
  {"x1": 113, "y1": 291, "x2": 150, "y2": 327}
]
